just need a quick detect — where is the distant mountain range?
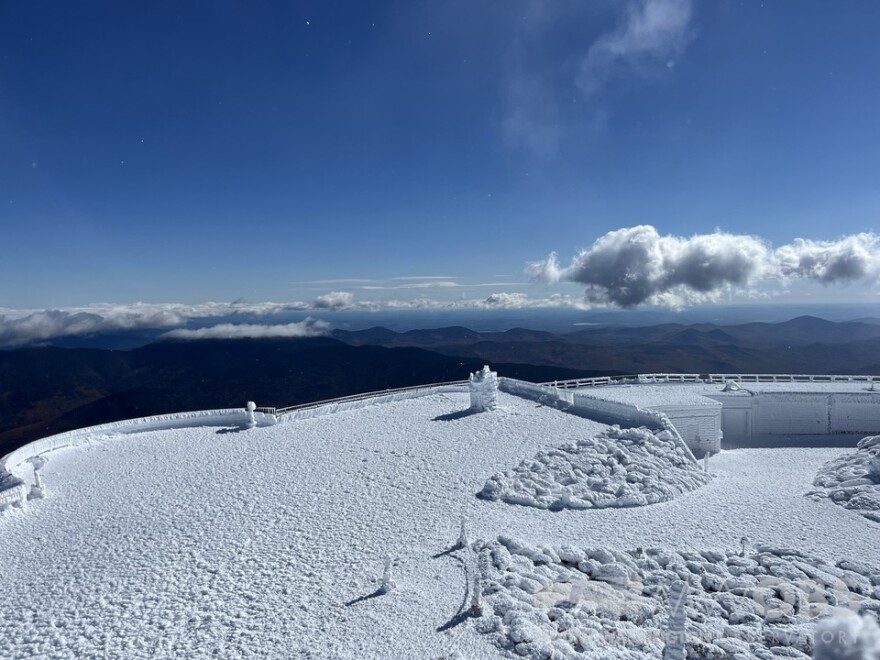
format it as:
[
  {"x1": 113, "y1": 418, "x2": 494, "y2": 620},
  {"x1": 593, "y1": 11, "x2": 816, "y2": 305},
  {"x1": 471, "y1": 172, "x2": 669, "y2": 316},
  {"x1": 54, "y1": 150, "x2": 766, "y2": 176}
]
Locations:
[
  {"x1": 331, "y1": 315, "x2": 880, "y2": 374},
  {"x1": 2, "y1": 315, "x2": 879, "y2": 458},
  {"x1": 0, "y1": 338, "x2": 603, "y2": 457}
]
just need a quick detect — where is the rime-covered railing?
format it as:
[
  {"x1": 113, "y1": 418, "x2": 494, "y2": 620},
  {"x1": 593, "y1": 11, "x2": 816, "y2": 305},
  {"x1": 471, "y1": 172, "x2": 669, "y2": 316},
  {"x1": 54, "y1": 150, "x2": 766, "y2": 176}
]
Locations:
[
  {"x1": 540, "y1": 373, "x2": 880, "y2": 390},
  {"x1": 273, "y1": 381, "x2": 469, "y2": 416}
]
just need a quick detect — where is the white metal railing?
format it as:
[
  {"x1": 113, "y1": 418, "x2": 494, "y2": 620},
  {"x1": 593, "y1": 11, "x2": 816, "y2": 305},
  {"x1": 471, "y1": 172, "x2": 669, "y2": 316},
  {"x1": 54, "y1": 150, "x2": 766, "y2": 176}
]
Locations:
[{"x1": 540, "y1": 373, "x2": 880, "y2": 389}]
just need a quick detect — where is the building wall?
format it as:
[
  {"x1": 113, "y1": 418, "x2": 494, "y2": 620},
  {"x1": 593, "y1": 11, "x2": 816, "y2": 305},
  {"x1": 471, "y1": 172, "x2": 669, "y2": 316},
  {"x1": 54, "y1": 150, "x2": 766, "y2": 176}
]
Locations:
[
  {"x1": 709, "y1": 391, "x2": 880, "y2": 441},
  {"x1": 829, "y1": 392, "x2": 880, "y2": 434},
  {"x1": 751, "y1": 394, "x2": 829, "y2": 435},
  {"x1": 661, "y1": 408, "x2": 722, "y2": 455}
]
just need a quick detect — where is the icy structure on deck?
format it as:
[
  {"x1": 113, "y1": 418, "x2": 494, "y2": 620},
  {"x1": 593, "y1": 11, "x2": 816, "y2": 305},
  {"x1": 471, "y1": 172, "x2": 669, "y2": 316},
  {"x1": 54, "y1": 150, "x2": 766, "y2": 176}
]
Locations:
[
  {"x1": 27, "y1": 467, "x2": 45, "y2": 500},
  {"x1": 245, "y1": 401, "x2": 257, "y2": 428},
  {"x1": 470, "y1": 365, "x2": 499, "y2": 412}
]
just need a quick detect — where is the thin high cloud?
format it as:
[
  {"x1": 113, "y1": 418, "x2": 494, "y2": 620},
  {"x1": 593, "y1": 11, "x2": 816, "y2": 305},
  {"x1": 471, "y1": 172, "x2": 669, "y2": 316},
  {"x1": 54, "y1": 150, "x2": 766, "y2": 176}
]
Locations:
[
  {"x1": 359, "y1": 280, "x2": 523, "y2": 291},
  {"x1": 502, "y1": 0, "x2": 693, "y2": 154},
  {"x1": 528, "y1": 226, "x2": 880, "y2": 308},
  {"x1": 578, "y1": 0, "x2": 693, "y2": 97},
  {"x1": 163, "y1": 318, "x2": 329, "y2": 340},
  {"x1": 390, "y1": 276, "x2": 458, "y2": 281}
]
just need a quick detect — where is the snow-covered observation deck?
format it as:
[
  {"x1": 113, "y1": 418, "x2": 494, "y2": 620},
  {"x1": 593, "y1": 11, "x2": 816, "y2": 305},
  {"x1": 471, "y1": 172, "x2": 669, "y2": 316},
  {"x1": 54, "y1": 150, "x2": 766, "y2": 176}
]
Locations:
[
  {"x1": 542, "y1": 374, "x2": 880, "y2": 454},
  {"x1": 0, "y1": 370, "x2": 879, "y2": 659}
]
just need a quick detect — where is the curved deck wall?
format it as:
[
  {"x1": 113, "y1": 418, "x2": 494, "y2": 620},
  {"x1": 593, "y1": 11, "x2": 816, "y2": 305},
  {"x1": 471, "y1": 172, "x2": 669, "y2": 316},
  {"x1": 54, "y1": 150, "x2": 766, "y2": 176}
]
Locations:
[{"x1": 1, "y1": 409, "x2": 277, "y2": 475}]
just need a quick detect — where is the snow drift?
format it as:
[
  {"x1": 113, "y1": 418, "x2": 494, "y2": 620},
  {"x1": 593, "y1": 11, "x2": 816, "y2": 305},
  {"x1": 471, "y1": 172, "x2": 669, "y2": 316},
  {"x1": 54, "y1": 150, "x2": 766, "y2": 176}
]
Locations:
[
  {"x1": 478, "y1": 425, "x2": 710, "y2": 510},
  {"x1": 809, "y1": 436, "x2": 880, "y2": 523}
]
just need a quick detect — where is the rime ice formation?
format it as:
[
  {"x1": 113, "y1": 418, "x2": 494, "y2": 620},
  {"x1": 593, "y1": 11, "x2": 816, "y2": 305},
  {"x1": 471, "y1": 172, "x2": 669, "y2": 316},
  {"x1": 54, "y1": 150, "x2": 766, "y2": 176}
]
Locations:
[
  {"x1": 380, "y1": 555, "x2": 396, "y2": 594},
  {"x1": 479, "y1": 426, "x2": 711, "y2": 510},
  {"x1": 473, "y1": 537, "x2": 880, "y2": 660},
  {"x1": 245, "y1": 401, "x2": 257, "y2": 428},
  {"x1": 663, "y1": 580, "x2": 689, "y2": 660},
  {"x1": 809, "y1": 436, "x2": 880, "y2": 523},
  {"x1": 0, "y1": 472, "x2": 25, "y2": 510},
  {"x1": 27, "y1": 466, "x2": 45, "y2": 500},
  {"x1": 470, "y1": 365, "x2": 499, "y2": 412}
]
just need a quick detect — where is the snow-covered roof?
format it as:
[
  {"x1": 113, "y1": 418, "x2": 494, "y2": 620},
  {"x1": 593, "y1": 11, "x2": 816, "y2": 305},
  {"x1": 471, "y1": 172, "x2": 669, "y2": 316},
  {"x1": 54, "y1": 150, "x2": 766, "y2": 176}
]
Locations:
[
  {"x1": 577, "y1": 380, "x2": 880, "y2": 411},
  {"x1": 576, "y1": 383, "x2": 721, "y2": 409}
]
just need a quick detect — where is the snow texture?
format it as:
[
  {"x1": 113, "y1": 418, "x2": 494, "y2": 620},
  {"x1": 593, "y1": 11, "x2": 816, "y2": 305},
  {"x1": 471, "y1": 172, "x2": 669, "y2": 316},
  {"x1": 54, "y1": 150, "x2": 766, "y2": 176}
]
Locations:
[
  {"x1": 474, "y1": 536, "x2": 880, "y2": 659},
  {"x1": 809, "y1": 436, "x2": 880, "y2": 523},
  {"x1": 1, "y1": 391, "x2": 879, "y2": 658},
  {"x1": 479, "y1": 425, "x2": 711, "y2": 510}
]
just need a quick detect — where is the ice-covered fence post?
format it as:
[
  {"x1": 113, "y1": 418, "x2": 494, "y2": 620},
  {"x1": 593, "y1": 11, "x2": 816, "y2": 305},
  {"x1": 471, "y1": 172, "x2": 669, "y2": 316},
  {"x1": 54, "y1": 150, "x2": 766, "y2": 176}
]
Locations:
[
  {"x1": 27, "y1": 466, "x2": 45, "y2": 500},
  {"x1": 245, "y1": 401, "x2": 256, "y2": 428},
  {"x1": 379, "y1": 555, "x2": 396, "y2": 594},
  {"x1": 469, "y1": 365, "x2": 498, "y2": 412},
  {"x1": 740, "y1": 536, "x2": 751, "y2": 558},
  {"x1": 456, "y1": 517, "x2": 469, "y2": 550},
  {"x1": 470, "y1": 568, "x2": 483, "y2": 617},
  {"x1": 470, "y1": 545, "x2": 489, "y2": 617},
  {"x1": 663, "y1": 580, "x2": 688, "y2": 660},
  {"x1": 703, "y1": 453, "x2": 709, "y2": 473}
]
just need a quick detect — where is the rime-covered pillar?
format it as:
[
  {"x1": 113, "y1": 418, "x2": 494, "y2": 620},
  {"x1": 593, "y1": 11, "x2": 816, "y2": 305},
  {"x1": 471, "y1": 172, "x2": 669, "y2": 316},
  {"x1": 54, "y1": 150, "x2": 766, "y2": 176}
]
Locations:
[
  {"x1": 663, "y1": 580, "x2": 688, "y2": 660},
  {"x1": 245, "y1": 401, "x2": 257, "y2": 428},
  {"x1": 28, "y1": 467, "x2": 45, "y2": 500},
  {"x1": 469, "y1": 365, "x2": 499, "y2": 412}
]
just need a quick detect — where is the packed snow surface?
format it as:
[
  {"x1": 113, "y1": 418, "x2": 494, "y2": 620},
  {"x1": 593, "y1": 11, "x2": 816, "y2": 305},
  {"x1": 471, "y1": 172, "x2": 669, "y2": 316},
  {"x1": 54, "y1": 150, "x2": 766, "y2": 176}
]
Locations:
[
  {"x1": 479, "y1": 426, "x2": 710, "y2": 510},
  {"x1": 1, "y1": 391, "x2": 879, "y2": 659},
  {"x1": 474, "y1": 536, "x2": 880, "y2": 659},
  {"x1": 809, "y1": 436, "x2": 880, "y2": 523}
]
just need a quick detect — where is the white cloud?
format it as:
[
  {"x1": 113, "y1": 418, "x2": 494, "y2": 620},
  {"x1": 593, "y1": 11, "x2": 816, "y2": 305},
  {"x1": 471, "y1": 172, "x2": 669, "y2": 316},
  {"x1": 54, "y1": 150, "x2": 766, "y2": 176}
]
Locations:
[
  {"x1": 776, "y1": 233, "x2": 880, "y2": 283},
  {"x1": 313, "y1": 291, "x2": 356, "y2": 310},
  {"x1": 375, "y1": 292, "x2": 590, "y2": 312},
  {"x1": 0, "y1": 309, "x2": 184, "y2": 347},
  {"x1": 531, "y1": 226, "x2": 880, "y2": 309},
  {"x1": 0, "y1": 296, "x2": 335, "y2": 347},
  {"x1": 162, "y1": 318, "x2": 330, "y2": 340}
]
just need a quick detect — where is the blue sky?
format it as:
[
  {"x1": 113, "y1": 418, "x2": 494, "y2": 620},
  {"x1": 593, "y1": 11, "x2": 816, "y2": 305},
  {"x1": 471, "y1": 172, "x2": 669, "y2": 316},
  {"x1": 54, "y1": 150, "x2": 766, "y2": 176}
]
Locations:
[{"x1": 2, "y1": 0, "x2": 880, "y2": 317}]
